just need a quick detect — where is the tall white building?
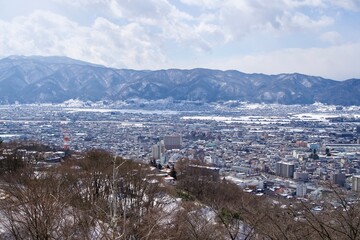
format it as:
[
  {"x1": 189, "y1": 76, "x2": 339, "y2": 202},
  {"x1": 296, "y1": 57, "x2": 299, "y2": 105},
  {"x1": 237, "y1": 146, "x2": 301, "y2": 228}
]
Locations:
[
  {"x1": 352, "y1": 175, "x2": 360, "y2": 192},
  {"x1": 296, "y1": 183, "x2": 307, "y2": 197},
  {"x1": 151, "y1": 141, "x2": 165, "y2": 160}
]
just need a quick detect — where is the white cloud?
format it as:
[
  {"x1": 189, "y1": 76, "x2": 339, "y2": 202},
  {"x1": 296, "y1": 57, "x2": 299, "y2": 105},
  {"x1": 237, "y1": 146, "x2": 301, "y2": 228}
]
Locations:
[
  {"x1": 331, "y1": 0, "x2": 360, "y2": 11},
  {"x1": 0, "y1": 10, "x2": 166, "y2": 68},
  {"x1": 282, "y1": 0, "x2": 326, "y2": 8},
  {"x1": 320, "y1": 31, "x2": 342, "y2": 44},
  {"x1": 0, "y1": 0, "x2": 359, "y2": 80},
  {"x1": 180, "y1": 0, "x2": 334, "y2": 41},
  {"x1": 277, "y1": 12, "x2": 334, "y2": 31},
  {"x1": 179, "y1": 0, "x2": 223, "y2": 9},
  {"x1": 198, "y1": 43, "x2": 360, "y2": 80},
  {"x1": 50, "y1": 0, "x2": 109, "y2": 7},
  {"x1": 108, "y1": 0, "x2": 220, "y2": 52}
]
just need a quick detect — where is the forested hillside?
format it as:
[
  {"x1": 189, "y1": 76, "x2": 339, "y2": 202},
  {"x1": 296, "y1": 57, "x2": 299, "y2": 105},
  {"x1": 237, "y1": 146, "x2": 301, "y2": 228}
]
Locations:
[{"x1": 0, "y1": 142, "x2": 359, "y2": 239}]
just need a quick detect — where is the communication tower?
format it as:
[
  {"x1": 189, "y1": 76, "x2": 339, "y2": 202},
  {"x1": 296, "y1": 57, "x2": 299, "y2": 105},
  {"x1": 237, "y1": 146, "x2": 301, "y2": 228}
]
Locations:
[{"x1": 63, "y1": 129, "x2": 71, "y2": 150}]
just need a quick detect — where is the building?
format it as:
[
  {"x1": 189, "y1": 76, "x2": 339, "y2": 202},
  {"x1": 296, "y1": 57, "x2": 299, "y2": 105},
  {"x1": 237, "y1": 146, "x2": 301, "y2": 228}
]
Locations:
[
  {"x1": 324, "y1": 144, "x2": 360, "y2": 152},
  {"x1": 151, "y1": 141, "x2": 165, "y2": 160},
  {"x1": 231, "y1": 165, "x2": 254, "y2": 175},
  {"x1": 296, "y1": 183, "x2": 307, "y2": 197},
  {"x1": 163, "y1": 135, "x2": 182, "y2": 150},
  {"x1": 294, "y1": 171, "x2": 309, "y2": 182},
  {"x1": 352, "y1": 175, "x2": 360, "y2": 192},
  {"x1": 331, "y1": 172, "x2": 346, "y2": 187},
  {"x1": 307, "y1": 143, "x2": 320, "y2": 151},
  {"x1": 276, "y1": 161, "x2": 295, "y2": 178}
]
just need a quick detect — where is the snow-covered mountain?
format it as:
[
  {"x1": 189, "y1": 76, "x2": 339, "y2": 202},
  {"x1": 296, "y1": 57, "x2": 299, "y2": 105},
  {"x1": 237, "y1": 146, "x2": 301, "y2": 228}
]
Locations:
[{"x1": 0, "y1": 55, "x2": 359, "y2": 105}]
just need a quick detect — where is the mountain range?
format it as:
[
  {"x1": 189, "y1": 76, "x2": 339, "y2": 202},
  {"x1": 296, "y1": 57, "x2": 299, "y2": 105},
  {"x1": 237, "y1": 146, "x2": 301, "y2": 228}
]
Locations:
[{"x1": 0, "y1": 55, "x2": 359, "y2": 105}]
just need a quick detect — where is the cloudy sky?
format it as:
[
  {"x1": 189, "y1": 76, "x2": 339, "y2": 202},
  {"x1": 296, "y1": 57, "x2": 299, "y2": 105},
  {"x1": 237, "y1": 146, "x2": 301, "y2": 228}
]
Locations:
[{"x1": 0, "y1": 0, "x2": 359, "y2": 80}]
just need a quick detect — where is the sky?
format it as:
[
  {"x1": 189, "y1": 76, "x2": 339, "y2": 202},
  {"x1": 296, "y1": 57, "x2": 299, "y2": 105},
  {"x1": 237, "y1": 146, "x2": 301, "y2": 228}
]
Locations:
[{"x1": 0, "y1": 0, "x2": 360, "y2": 80}]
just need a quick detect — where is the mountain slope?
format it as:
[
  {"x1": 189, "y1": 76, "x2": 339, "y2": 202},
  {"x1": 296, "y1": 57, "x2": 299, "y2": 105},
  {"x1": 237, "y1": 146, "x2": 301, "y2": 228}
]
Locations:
[{"x1": 0, "y1": 56, "x2": 359, "y2": 105}]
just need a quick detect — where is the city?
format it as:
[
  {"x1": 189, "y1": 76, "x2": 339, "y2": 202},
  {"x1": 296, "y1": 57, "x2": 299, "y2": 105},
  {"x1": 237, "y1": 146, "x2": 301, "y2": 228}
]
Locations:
[{"x1": 1, "y1": 100, "x2": 360, "y2": 198}]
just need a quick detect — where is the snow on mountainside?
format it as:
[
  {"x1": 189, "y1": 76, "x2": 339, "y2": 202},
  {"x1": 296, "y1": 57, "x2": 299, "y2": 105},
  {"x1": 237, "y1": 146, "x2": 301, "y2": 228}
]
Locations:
[{"x1": 0, "y1": 55, "x2": 359, "y2": 105}]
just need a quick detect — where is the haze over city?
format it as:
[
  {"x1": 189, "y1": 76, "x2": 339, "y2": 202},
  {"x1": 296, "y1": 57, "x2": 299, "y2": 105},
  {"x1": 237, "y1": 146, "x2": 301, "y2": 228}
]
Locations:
[{"x1": 1, "y1": 0, "x2": 360, "y2": 80}]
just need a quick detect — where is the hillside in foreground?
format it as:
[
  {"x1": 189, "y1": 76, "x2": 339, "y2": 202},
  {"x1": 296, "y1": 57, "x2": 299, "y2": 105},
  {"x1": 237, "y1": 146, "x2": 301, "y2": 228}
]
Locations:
[{"x1": 0, "y1": 142, "x2": 360, "y2": 239}]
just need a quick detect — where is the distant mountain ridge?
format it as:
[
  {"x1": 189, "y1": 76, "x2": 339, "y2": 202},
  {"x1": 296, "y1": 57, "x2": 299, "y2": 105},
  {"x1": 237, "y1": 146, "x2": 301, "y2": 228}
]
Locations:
[{"x1": 0, "y1": 55, "x2": 359, "y2": 105}]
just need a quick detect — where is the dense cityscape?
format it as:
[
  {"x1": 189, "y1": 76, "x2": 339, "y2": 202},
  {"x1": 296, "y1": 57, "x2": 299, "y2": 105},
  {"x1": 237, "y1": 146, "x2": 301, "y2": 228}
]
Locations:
[{"x1": 1, "y1": 99, "x2": 360, "y2": 199}]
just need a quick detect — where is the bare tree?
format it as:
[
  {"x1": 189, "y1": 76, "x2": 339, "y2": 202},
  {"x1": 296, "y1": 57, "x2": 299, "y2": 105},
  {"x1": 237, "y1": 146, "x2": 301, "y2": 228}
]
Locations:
[
  {"x1": 0, "y1": 166, "x2": 86, "y2": 239},
  {"x1": 296, "y1": 185, "x2": 360, "y2": 240}
]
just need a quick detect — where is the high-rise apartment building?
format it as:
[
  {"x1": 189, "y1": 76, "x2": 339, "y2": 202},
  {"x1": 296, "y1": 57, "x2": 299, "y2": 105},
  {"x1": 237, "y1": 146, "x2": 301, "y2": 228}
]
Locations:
[
  {"x1": 331, "y1": 172, "x2": 346, "y2": 187},
  {"x1": 352, "y1": 175, "x2": 360, "y2": 192},
  {"x1": 163, "y1": 135, "x2": 182, "y2": 150},
  {"x1": 276, "y1": 161, "x2": 295, "y2": 178},
  {"x1": 296, "y1": 183, "x2": 307, "y2": 197},
  {"x1": 151, "y1": 141, "x2": 165, "y2": 160}
]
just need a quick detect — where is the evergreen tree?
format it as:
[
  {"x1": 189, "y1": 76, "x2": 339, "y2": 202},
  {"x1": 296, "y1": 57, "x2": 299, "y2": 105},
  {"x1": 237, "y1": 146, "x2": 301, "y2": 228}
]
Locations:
[
  {"x1": 325, "y1": 148, "x2": 331, "y2": 156},
  {"x1": 169, "y1": 166, "x2": 177, "y2": 180}
]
